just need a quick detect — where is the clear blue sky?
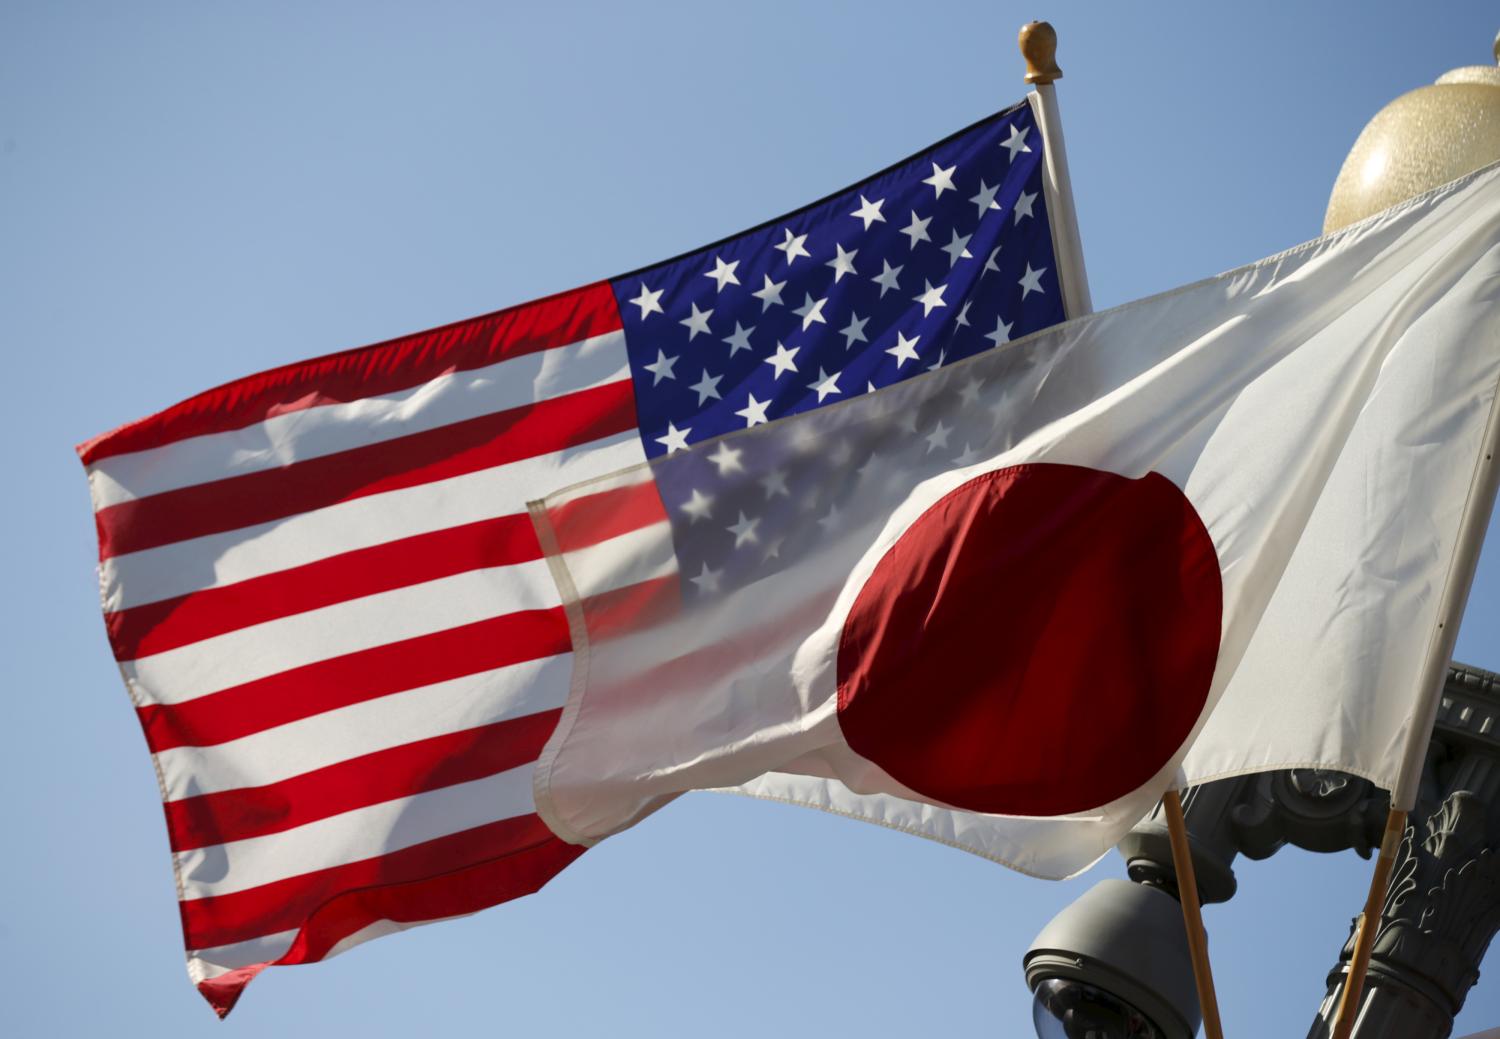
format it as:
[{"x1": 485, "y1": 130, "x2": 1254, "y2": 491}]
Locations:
[{"x1": 4, "y1": 2, "x2": 1498, "y2": 1035}]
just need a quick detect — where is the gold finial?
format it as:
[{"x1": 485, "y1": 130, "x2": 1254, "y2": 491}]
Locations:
[{"x1": 1019, "y1": 21, "x2": 1062, "y2": 85}]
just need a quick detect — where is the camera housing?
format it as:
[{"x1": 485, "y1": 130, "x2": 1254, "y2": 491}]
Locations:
[{"x1": 1023, "y1": 879, "x2": 1200, "y2": 1039}]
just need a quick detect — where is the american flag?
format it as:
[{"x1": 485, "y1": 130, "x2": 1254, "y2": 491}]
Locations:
[{"x1": 79, "y1": 99, "x2": 1064, "y2": 1016}]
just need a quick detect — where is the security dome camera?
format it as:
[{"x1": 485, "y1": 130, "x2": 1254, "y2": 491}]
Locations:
[{"x1": 1023, "y1": 879, "x2": 1201, "y2": 1039}]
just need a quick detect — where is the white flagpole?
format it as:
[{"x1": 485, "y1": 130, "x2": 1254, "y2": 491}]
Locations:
[
  {"x1": 1019, "y1": 21, "x2": 1093, "y2": 320},
  {"x1": 1332, "y1": 380, "x2": 1500, "y2": 1039}
]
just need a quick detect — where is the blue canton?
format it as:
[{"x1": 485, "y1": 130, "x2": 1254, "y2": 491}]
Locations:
[{"x1": 609, "y1": 102, "x2": 1063, "y2": 461}]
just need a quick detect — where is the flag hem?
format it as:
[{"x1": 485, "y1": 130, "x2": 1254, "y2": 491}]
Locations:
[
  {"x1": 526, "y1": 497, "x2": 600, "y2": 849},
  {"x1": 710, "y1": 785, "x2": 1113, "y2": 882}
]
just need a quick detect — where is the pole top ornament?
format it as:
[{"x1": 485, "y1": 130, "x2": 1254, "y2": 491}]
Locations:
[{"x1": 1019, "y1": 21, "x2": 1062, "y2": 85}]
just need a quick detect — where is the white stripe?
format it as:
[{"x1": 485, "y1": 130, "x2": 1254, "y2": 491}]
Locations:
[
  {"x1": 88, "y1": 330, "x2": 631, "y2": 508},
  {"x1": 125, "y1": 522, "x2": 667, "y2": 704},
  {"x1": 177, "y1": 762, "x2": 537, "y2": 900},
  {"x1": 562, "y1": 519, "x2": 676, "y2": 600},
  {"x1": 125, "y1": 558, "x2": 549, "y2": 702},
  {"x1": 102, "y1": 431, "x2": 647, "y2": 610},
  {"x1": 189, "y1": 930, "x2": 300, "y2": 978},
  {"x1": 155, "y1": 656, "x2": 569, "y2": 799}
]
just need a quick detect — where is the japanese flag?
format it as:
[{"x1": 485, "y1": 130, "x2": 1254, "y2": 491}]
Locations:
[{"x1": 528, "y1": 161, "x2": 1500, "y2": 878}]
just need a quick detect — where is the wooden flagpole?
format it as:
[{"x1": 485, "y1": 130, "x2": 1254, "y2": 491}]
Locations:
[{"x1": 1163, "y1": 789, "x2": 1226, "y2": 1039}]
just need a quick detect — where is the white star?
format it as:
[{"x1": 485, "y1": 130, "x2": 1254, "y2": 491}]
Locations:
[
  {"x1": 681, "y1": 488, "x2": 714, "y2": 523},
  {"x1": 764, "y1": 341, "x2": 800, "y2": 378},
  {"x1": 926, "y1": 349, "x2": 947, "y2": 372},
  {"x1": 762, "y1": 537, "x2": 784, "y2": 562},
  {"x1": 850, "y1": 194, "x2": 886, "y2": 230},
  {"x1": 988, "y1": 392, "x2": 1011, "y2": 424},
  {"x1": 752, "y1": 274, "x2": 786, "y2": 310},
  {"x1": 775, "y1": 227, "x2": 812, "y2": 265},
  {"x1": 922, "y1": 161, "x2": 957, "y2": 198},
  {"x1": 866, "y1": 380, "x2": 878, "y2": 394},
  {"x1": 723, "y1": 321, "x2": 755, "y2": 355},
  {"x1": 761, "y1": 467, "x2": 790, "y2": 499},
  {"x1": 940, "y1": 229, "x2": 974, "y2": 268},
  {"x1": 679, "y1": 301, "x2": 714, "y2": 340},
  {"x1": 925, "y1": 419, "x2": 953, "y2": 454},
  {"x1": 886, "y1": 331, "x2": 921, "y2": 368},
  {"x1": 840, "y1": 312, "x2": 870, "y2": 348},
  {"x1": 727, "y1": 510, "x2": 760, "y2": 547},
  {"x1": 983, "y1": 246, "x2": 1002, "y2": 276},
  {"x1": 826, "y1": 243, "x2": 859, "y2": 283},
  {"x1": 969, "y1": 179, "x2": 1002, "y2": 218},
  {"x1": 871, "y1": 259, "x2": 903, "y2": 297},
  {"x1": 643, "y1": 349, "x2": 678, "y2": 385},
  {"x1": 735, "y1": 392, "x2": 771, "y2": 427},
  {"x1": 704, "y1": 255, "x2": 741, "y2": 292},
  {"x1": 899, "y1": 210, "x2": 932, "y2": 249},
  {"x1": 709, "y1": 441, "x2": 745, "y2": 475},
  {"x1": 1018, "y1": 264, "x2": 1047, "y2": 298},
  {"x1": 1013, "y1": 189, "x2": 1038, "y2": 224},
  {"x1": 688, "y1": 368, "x2": 723, "y2": 405},
  {"x1": 955, "y1": 300, "x2": 972, "y2": 327},
  {"x1": 788, "y1": 421, "x2": 821, "y2": 455},
  {"x1": 1001, "y1": 123, "x2": 1032, "y2": 161},
  {"x1": 985, "y1": 315, "x2": 1014, "y2": 346},
  {"x1": 792, "y1": 293, "x2": 828, "y2": 330},
  {"x1": 655, "y1": 422, "x2": 691, "y2": 454},
  {"x1": 807, "y1": 366, "x2": 843, "y2": 403},
  {"x1": 953, "y1": 442, "x2": 985, "y2": 466},
  {"x1": 894, "y1": 408, "x2": 920, "y2": 434},
  {"x1": 958, "y1": 377, "x2": 984, "y2": 406},
  {"x1": 689, "y1": 563, "x2": 723, "y2": 594},
  {"x1": 913, "y1": 279, "x2": 948, "y2": 317},
  {"x1": 817, "y1": 502, "x2": 842, "y2": 532},
  {"x1": 629, "y1": 282, "x2": 664, "y2": 319}
]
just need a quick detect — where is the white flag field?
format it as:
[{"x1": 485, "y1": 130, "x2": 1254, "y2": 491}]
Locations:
[{"x1": 530, "y1": 159, "x2": 1500, "y2": 880}]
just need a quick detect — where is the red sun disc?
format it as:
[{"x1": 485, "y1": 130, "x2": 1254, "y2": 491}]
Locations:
[{"x1": 836, "y1": 463, "x2": 1222, "y2": 816}]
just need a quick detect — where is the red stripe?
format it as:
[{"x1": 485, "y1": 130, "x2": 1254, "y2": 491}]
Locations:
[
  {"x1": 96, "y1": 379, "x2": 638, "y2": 559},
  {"x1": 277, "y1": 829, "x2": 584, "y2": 961},
  {"x1": 180, "y1": 812, "x2": 570, "y2": 952},
  {"x1": 583, "y1": 575, "x2": 683, "y2": 640},
  {"x1": 139, "y1": 608, "x2": 570, "y2": 751},
  {"x1": 164, "y1": 709, "x2": 562, "y2": 851},
  {"x1": 109, "y1": 513, "x2": 541, "y2": 661},
  {"x1": 78, "y1": 281, "x2": 622, "y2": 465},
  {"x1": 194, "y1": 826, "x2": 585, "y2": 1018},
  {"x1": 548, "y1": 478, "x2": 670, "y2": 554}
]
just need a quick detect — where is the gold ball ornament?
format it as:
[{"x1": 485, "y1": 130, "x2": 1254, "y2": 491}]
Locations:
[{"x1": 1324, "y1": 31, "x2": 1500, "y2": 232}]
